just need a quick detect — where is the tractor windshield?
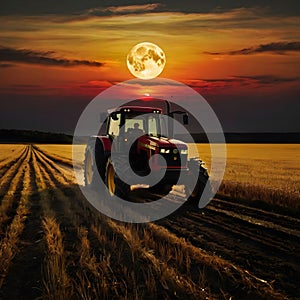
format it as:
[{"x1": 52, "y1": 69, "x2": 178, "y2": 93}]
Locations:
[{"x1": 124, "y1": 112, "x2": 163, "y2": 137}]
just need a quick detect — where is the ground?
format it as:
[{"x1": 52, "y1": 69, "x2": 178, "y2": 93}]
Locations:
[{"x1": 0, "y1": 144, "x2": 299, "y2": 299}]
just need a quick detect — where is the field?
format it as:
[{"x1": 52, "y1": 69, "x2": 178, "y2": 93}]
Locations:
[
  {"x1": 0, "y1": 144, "x2": 299, "y2": 299},
  {"x1": 194, "y1": 144, "x2": 300, "y2": 210}
]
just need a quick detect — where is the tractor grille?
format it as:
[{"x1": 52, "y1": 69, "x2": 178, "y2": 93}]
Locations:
[{"x1": 158, "y1": 153, "x2": 187, "y2": 168}]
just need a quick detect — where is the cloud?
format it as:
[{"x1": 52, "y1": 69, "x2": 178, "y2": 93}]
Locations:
[
  {"x1": 183, "y1": 75, "x2": 300, "y2": 92},
  {"x1": 1, "y1": 1, "x2": 300, "y2": 17},
  {"x1": 235, "y1": 75, "x2": 300, "y2": 84},
  {"x1": 204, "y1": 41, "x2": 300, "y2": 55},
  {"x1": 52, "y1": 3, "x2": 165, "y2": 22},
  {"x1": 88, "y1": 4, "x2": 164, "y2": 16},
  {"x1": 0, "y1": 45, "x2": 104, "y2": 67}
]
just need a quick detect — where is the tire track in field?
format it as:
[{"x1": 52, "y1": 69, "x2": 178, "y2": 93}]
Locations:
[
  {"x1": 32, "y1": 146, "x2": 80, "y2": 232},
  {"x1": 0, "y1": 146, "x2": 30, "y2": 231},
  {"x1": 32, "y1": 147, "x2": 87, "y2": 299},
  {"x1": 158, "y1": 200, "x2": 300, "y2": 298},
  {"x1": 0, "y1": 146, "x2": 26, "y2": 177},
  {"x1": 33, "y1": 148, "x2": 120, "y2": 298},
  {"x1": 1, "y1": 146, "x2": 75, "y2": 300},
  {"x1": 211, "y1": 197, "x2": 300, "y2": 232},
  {"x1": 200, "y1": 204, "x2": 300, "y2": 254},
  {"x1": 0, "y1": 146, "x2": 46, "y2": 300},
  {"x1": 31, "y1": 147, "x2": 87, "y2": 291},
  {"x1": 0, "y1": 146, "x2": 28, "y2": 197},
  {"x1": 0, "y1": 147, "x2": 33, "y2": 297},
  {"x1": 33, "y1": 145, "x2": 74, "y2": 168},
  {"x1": 1, "y1": 146, "x2": 81, "y2": 300},
  {"x1": 33, "y1": 146, "x2": 76, "y2": 183}
]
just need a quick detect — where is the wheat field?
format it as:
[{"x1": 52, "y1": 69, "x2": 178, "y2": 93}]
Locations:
[
  {"x1": 190, "y1": 144, "x2": 300, "y2": 209},
  {"x1": 0, "y1": 143, "x2": 299, "y2": 299}
]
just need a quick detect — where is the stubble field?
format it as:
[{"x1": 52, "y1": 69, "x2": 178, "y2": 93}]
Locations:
[{"x1": 0, "y1": 144, "x2": 299, "y2": 299}]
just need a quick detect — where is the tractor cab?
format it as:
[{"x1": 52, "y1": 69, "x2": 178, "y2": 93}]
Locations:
[{"x1": 106, "y1": 106, "x2": 164, "y2": 149}]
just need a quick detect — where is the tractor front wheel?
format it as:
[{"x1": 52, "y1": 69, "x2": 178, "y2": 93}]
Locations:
[
  {"x1": 106, "y1": 159, "x2": 116, "y2": 196},
  {"x1": 185, "y1": 158, "x2": 210, "y2": 206}
]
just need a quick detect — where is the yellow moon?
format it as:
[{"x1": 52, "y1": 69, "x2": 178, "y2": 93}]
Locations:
[{"x1": 126, "y1": 42, "x2": 166, "y2": 80}]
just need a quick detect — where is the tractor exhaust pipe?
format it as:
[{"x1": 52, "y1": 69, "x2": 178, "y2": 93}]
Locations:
[
  {"x1": 165, "y1": 100, "x2": 189, "y2": 139},
  {"x1": 165, "y1": 100, "x2": 174, "y2": 138}
]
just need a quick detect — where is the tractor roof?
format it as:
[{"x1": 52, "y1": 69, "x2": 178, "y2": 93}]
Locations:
[{"x1": 108, "y1": 105, "x2": 163, "y2": 114}]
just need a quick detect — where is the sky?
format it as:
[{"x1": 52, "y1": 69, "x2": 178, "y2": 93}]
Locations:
[{"x1": 0, "y1": 1, "x2": 299, "y2": 134}]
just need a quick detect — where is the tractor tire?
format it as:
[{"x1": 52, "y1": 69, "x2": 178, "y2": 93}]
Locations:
[
  {"x1": 105, "y1": 156, "x2": 131, "y2": 199},
  {"x1": 148, "y1": 181, "x2": 173, "y2": 196},
  {"x1": 84, "y1": 139, "x2": 106, "y2": 189},
  {"x1": 185, "y1": 158, "x2": 210, "y2": 206}
]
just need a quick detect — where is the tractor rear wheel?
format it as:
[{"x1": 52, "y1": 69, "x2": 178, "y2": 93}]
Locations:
[
  {"x1": 185, "y1": 158, "x2": 210, "y2": 206},
  {"x1": 105, "y1": 156, "x2": 131, "y2": 199},
  {"x1": 84, "y1": 140, "x2": 106, "y2": 189}
]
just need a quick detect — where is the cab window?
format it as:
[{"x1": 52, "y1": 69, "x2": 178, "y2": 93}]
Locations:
[
  {"x1": 148, "y1": 116, "x2": 158, "y2": 136},
  {"x1": 108, "y1": 113, "x2": 120, "y2": 137}
]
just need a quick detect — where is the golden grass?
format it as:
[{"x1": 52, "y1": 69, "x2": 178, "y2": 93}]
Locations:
[
  {"x1": 0, "y1": 146, "x2": 26, "y2": 175},
  {"x1": 75, "y1": 226, "x2": 109, "y2": 299},
  {"x1": 37, "y1": 144, "x2": 85, "y2": 167},
  {"x1": 0, "y1": 153, "x2": 30, "y2": 287},
  {"x1": 42, "y1": 217, "x2": 72, "y2": 300},
  {"x1": 0, "y1": 145, "x2": 24, "y2": 162},
  {"x1": 87, "y1": 215, "x2": 209, "y2": 299},
  {"x1": 192, "y1": 144, "x2": 300, "y2": 209}
]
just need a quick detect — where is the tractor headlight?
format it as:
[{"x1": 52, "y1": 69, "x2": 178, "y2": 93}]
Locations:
[
  {"x1": 160, "y1": 148, "x2": 170, "y2": 154},
  {"x1": 180, "y1": 149, "x2": 188, "y2": 155}
]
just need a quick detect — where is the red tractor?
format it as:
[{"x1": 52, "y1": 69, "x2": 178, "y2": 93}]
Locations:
[{"x1": 84, "y1": 99, "x2": 210, "y2": 206}]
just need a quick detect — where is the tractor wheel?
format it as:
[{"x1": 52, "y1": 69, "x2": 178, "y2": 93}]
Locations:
[
  {"x1": 185, "y1": 158, "x2": 210, "y2": 206},
  {"x1": 105, "y1": 156, "x2": 131, "y2": 199},
  {"x1": 84, "y1": 139, "x2": 106, "y2": 189},
  {"x1": 148, "y1": 182, "x2": 173, "y2": 196}
]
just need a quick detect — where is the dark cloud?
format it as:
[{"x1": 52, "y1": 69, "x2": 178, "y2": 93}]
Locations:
[
  {"x1": 204, "y1": 41, "x2": 300, "y2": 55},
  {"x1": 53, "y1": 3, "x2": 165, "y2": 22},
  {"x1": 125, "y1": 79, "x2": 183, "y2": 86},
  {"x1": 204, "y1": 75, "x2": 299, "y2": 84},
  {"x1": 0, "y1": 1, "x2": 299, "y2": 16},
  {"x1": 183, "y1": 75, "x2": 300, "y2": 92},
  {"x1": 235, "y1": 75, "x2": 300, "y2": 84},
  {"x1": 0, "y1": 45, "x2": 104, "y2": 67},
  {"x1": 87, "y1": 3, "x2": 164, "y2": 16}
]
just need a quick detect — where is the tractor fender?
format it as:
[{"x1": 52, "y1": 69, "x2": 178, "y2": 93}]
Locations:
[
  {"x1": 90, "y1": 135, "x2": 112, "y2": 153},
  {"x1": 98, "y1": 136, "x2": 111, "y2": 153}
]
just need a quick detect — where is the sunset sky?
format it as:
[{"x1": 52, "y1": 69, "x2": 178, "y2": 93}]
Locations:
[{"x1": 0, "y1": 1, "x2": 299, "y2": 133}]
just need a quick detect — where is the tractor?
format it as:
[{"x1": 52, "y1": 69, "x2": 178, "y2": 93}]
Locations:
[{"x1": 84, "y1": 98, "x2": 210, "y2": 206}]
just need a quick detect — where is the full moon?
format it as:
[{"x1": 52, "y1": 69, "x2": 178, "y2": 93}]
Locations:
[{"x1": 127, "y1": 42, "x2": 166, "y2": 80}]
